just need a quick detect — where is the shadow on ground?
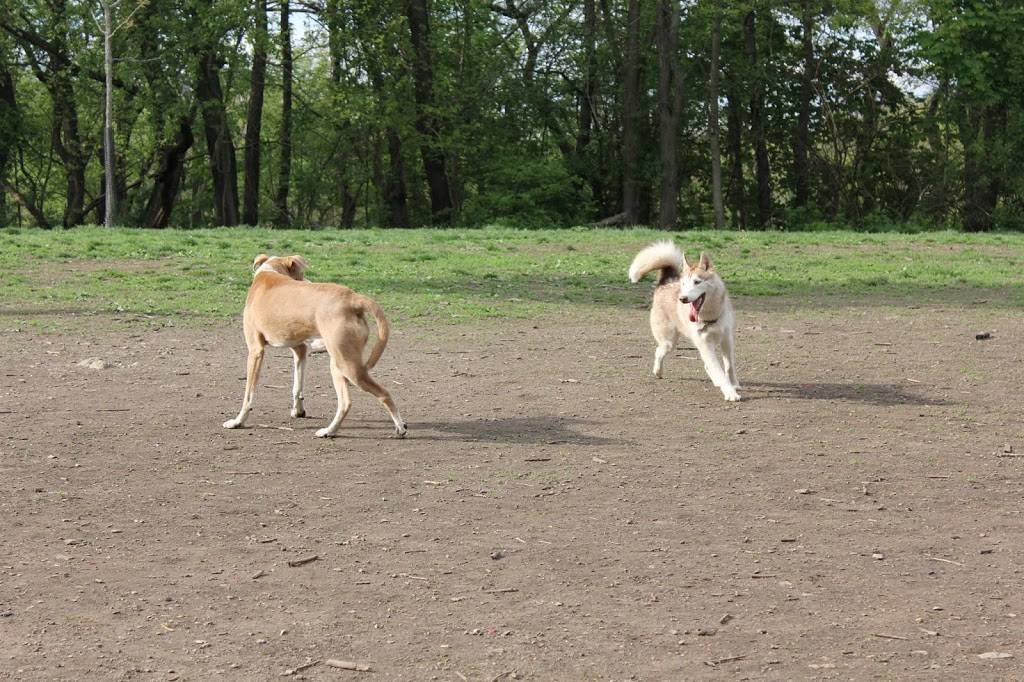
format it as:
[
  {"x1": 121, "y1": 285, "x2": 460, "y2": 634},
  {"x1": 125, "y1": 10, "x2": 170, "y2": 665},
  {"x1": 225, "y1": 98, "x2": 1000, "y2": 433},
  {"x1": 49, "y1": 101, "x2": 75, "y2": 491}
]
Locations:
[
  {"x1": 744, "y1": 381, "x2": 950, "y2": 407},
  {"x1": 414, "y1": 415, "x2": 628, "y2": 446}
]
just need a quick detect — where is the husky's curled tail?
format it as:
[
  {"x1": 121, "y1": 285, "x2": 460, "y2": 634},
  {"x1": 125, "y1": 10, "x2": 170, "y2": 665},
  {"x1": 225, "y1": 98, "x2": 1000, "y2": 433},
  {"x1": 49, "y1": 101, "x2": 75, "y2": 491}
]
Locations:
[{"x1": 628, "y1": 240, "x2": 684, "y2": 285}]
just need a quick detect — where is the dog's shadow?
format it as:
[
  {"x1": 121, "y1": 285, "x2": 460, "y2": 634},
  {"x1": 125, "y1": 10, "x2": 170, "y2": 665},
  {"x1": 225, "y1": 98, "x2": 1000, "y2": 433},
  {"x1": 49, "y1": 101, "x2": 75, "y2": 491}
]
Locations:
[
  {"x1": 743, "y1": 381, "x2": 949, "y2": 407},
  {"x1": 413, "y1": 415, "x2": 629, "y2": 446}
]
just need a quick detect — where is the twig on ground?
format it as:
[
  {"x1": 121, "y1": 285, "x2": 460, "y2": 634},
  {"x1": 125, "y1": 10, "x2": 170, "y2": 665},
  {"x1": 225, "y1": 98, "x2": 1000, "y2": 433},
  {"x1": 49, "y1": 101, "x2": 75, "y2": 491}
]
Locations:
[
  {"x1": 925, "y1": 556, "x2": 963, "y2": 567},
  {"x1": 705, "y1": 655, "x2": 746, "y2": 666},
  {"x1": 325, "y1": 659, "x2": 372, "y2": 672},
  {"x1": 872, "y1": 633, "x2": 908, "y2": 640},
  {"x1": 483, "y1": 587, "x2": 519, "y2": 594},
  {"x1": 287, "y1": 554, "x2": 319, "y2": 567}
]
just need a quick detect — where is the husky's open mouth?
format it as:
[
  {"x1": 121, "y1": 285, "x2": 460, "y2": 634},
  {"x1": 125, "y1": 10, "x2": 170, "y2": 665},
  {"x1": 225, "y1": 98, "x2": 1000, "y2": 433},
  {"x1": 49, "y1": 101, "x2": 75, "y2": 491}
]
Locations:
[{"x1": 688, "y1": 293, "x2": 705, "y2": 323}]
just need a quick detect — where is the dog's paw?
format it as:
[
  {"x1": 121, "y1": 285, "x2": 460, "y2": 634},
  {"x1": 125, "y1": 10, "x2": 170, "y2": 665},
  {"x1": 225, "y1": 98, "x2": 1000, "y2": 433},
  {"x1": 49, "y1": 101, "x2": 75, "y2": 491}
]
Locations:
[
  {"x1": 395, "y1": 421, "x2": 408, "y2": 438},
  {"x1": 653, "y1": 370, "x2": 662, "y2": 379},
  {"x1": 315, "y1": 427, "x2": 335, "y2": 438},
  {"x1": 722, "y1": 388, "x2": 741, "y2": 402},
  {"x1": 222, "y1": 418, "x2": 241, "y2": 429},
  {"x1": 290, "y1": 408, "x2": 306, "y2": 418}
]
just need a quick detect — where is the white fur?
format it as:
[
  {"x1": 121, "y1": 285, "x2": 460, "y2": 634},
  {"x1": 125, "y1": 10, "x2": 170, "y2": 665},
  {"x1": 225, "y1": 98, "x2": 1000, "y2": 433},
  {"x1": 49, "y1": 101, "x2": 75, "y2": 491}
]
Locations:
[{"x1": 628, "y1": 240, "x2": 683, "y2": 283}]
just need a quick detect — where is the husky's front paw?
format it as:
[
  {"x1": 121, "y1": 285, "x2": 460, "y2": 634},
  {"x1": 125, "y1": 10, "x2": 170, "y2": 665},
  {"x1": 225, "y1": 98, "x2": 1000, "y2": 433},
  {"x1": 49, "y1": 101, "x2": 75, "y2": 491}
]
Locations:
[
  {"x1": 722, "y1": 387, "x2": 741, "y2": 402},
  {"x1": 395, "y1": 421, "x2": 408, "y2": 438},
  {"x1": 315, "y1": 427, "x2": 335, "y2": 438},
  {"x1": 290, "y1": 407, "x2": 305, "y2": 418},
  {"x1": 223, "y1": 418, "x2": 242, "y2": 429}
]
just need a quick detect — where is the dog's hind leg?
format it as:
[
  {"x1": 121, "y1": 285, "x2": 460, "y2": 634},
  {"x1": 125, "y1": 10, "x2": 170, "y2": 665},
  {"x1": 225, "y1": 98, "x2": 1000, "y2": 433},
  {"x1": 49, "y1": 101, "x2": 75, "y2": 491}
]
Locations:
[
  {"x1": 290, "y1": 343, "x2": 307, "y2": 418},
  {"x1": 346, "y1": 363, "x2": 407, "y2": 438},
  {"x1": 223, "y1": 338, "x2": 266, "y2": 428},
  {"x1": 315, "y1": 356, "x2": 352, "y2": 438}
]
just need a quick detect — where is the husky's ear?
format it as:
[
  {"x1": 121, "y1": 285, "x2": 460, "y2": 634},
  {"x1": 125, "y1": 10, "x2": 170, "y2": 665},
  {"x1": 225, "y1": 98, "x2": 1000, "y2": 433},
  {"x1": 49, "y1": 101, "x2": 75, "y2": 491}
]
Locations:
[
  {"x1": 698, "y1": 252, "x2": 712, "y2": 271},
  {"x1": 252, "y1": 254, "x2": 270, "y2": 272},
  {"x1": 285, "y1": 255, "x2": 308, "y2": 280},
  {"x1": 681, "y1": 251, "x2": 693, "y2": 269}
]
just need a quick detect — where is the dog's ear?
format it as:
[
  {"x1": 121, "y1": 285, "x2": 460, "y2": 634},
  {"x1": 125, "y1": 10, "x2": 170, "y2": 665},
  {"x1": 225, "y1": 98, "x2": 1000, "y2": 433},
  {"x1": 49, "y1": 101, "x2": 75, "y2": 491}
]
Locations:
[
  {"x1": 252, "y1": 254, "x2": 270, "y2": 272},
  {"x1": 681, "y1": 252, "x2": 692, "y2": 269},
  {"x1": 698, "y1": 252, "x2": 712, "y2": 271},
  {"x1": 286, "y1": 255, "x2": 308, "y2": 280}
]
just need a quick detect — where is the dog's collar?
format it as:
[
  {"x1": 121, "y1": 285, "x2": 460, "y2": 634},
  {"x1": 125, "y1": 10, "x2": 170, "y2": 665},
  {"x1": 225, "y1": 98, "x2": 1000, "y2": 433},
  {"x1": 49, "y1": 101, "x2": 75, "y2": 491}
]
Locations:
[{"x1": 697, "y1": 318, "x2": 718, "y2": 331}]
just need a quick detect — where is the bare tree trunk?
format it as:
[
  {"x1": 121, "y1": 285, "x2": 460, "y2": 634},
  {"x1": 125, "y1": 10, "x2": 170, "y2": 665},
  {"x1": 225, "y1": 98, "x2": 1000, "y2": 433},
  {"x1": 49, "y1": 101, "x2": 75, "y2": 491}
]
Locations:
[
  {"x1": 405, "y1": 0, "x2": 454, "y2": 223},
  {"x1": 384, "y1": 127, "x2": 410, "y2": 228},
  {"x1": 793, "y1": 0, "x2": 813, "y2": 209},
  {"x1": 725, "y1": 77, "x2": 745, "y2": 229},
  {"x1": 196, "y1": 51, "x2": 240, "y2": 226},
  {"x1": 655, "y1": 0, "x2": 684, "y2": 229},
  {"x1": 273, "y1": 0, "x2": 292, "y2": 226},
  {"x1": 0, "y1": 58, "x2": 16, "y2": 224},
  {"x1": 708, "y1": 4, "x2": 724, "y2": 229},
  {"x1": 102, "y1": 0, "x2": 116, "y2": 226},
  {"x1": 744, "y1": 10, "x2": 772, "y2": 228},
  {"x1": 243, "y1": 0, "x2": 267, "y2": 225},
  {"x1": 141, "y1": 113, "x2": 195, "y2": 228},
  {"x1": 621, "y1": 0, "x2": 642, "y2": 224}
]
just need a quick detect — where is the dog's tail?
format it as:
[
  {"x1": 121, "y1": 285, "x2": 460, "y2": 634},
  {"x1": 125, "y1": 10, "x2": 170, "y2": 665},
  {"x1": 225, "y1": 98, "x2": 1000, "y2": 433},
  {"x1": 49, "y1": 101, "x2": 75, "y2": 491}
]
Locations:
[
  {"x1": 628, "y1": 240, "x2": 683, "y2": 284},
  {"x1": 354, "y1": 294, "x2": 391, "y2": 369}
]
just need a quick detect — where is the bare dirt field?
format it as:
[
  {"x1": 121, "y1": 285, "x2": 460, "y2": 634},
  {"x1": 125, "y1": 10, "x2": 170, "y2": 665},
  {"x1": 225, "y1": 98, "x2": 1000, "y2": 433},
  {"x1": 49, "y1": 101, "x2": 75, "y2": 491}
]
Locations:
[{"x1": 2, "y1": 301, "x2": 1022, "y2": 681}]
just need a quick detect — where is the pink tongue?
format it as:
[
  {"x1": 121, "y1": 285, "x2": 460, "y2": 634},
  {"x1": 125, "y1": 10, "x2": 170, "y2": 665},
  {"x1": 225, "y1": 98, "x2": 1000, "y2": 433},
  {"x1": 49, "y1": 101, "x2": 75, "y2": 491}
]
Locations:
[{"x1": 689, "y1": 302, "x2": 699, "y2": 323}]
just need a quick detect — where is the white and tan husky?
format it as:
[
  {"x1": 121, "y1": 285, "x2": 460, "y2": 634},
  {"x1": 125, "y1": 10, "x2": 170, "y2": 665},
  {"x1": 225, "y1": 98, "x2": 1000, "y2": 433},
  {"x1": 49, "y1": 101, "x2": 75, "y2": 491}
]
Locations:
[{"x1": 629, "y1": 241, "x2": 741, "y2": 401}]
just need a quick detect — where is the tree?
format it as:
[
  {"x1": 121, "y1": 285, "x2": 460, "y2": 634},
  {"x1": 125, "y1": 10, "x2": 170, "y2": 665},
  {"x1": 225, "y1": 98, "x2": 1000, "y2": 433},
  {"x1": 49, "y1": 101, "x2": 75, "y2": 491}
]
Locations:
[
  {"x1": 242, "y1": 0, "x2": 267, "y2": 226},
  {"x1": 655, "y1": 0, "x2": 685, "y2": 229},
  {"x1": 405, "y1": 0, "x2": 454, "y2": 224}
]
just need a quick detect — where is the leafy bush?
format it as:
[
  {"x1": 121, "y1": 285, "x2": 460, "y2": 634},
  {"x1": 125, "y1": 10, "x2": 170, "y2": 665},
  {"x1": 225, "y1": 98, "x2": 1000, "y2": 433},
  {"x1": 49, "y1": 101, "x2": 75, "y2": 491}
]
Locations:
[{"x1": 460, "y1": 157, "x2": 592, "y2": 228}]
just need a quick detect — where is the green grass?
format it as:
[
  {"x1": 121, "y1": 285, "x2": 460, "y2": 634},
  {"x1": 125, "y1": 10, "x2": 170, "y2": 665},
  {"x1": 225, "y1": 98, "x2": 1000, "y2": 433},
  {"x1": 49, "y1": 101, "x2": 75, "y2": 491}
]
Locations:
[{"x1": 0, "y1": 225, "x2": 1022, "y2": 324}]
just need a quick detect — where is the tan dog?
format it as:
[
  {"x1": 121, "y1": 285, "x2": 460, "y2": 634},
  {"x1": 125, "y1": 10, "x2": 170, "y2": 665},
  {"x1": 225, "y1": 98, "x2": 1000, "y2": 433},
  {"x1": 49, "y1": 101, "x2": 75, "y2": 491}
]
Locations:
[
  {"x1": 629, "y1": 241, "x2": 740, "y2": 401},
  {"x1": 223, "y1": 254, "x2": 407, "y2": 438}
]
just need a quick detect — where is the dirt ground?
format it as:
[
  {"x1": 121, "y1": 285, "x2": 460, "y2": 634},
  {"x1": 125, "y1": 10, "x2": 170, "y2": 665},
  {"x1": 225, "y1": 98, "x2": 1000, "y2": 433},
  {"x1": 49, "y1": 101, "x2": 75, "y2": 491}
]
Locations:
[{"x1": 2, "y1": 300, "x2": 1023, "y2": 681}]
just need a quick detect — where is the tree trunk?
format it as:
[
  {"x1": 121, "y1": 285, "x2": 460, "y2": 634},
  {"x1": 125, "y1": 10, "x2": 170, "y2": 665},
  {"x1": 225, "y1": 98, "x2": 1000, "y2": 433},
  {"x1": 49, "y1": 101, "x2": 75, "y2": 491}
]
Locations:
[
  {"x1": 0, "y1": 59, "x2": 16, "y2": 224},
  {"x1": 196, "y1": 51, "x2": 240, "y2": 226},
  {"x1": 621, "y1": 0, "x2": 642, "y2": 224},
  {"x1": 793, "y1": 0, "x2": 813, "y2": 209},
  {"x1": 384, "y1": 127, "x2": 410, "y2": 228},
  {"x1": 242, "y1": 0, "x2": 268, "y2": 225},
  {"x1": 962, "y1": 104, "x2": 1004, "y2": 232},
  {"x1": 707, "y1": 6, "x2": 724, "y2": 229},
  {"x1": 655, "y1": 0, "x2": 684, "y2": 229},
  {"x1": 405, "y1": 0, "x2": 454, "y2": 223},
  {"x1": 102, "y1": 0, "x2": 116, "y2": 226},
  {"x1": 725, "y1": 78, "x2": 745, "y2": 228},
  {"x1": 273, "y1": 0, "x2": 292, "y2": 226},
  {"x1": 141, "y1": 113, "x2": 195, "y2": 228},
  {"x1": 744, "y1": 10, "x2": 771, "y2": 228}
]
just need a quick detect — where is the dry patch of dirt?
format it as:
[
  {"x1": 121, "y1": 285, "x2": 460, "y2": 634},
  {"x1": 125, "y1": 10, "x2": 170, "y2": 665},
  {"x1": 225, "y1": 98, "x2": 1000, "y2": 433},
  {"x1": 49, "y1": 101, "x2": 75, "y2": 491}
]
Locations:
[{"x1": 1, "y1": 302, "x2": 1022, "y2": 680}]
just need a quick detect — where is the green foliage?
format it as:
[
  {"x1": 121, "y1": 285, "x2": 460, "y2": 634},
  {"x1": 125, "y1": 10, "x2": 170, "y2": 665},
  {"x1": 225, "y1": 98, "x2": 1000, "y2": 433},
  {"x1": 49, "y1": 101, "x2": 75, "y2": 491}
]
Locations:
[
  {"x1": 0, "y1": 0, "x2": 1022, "y2": 230},
  {"x1": 461, "y1": 156, "x2": 593, "y2": 228}
]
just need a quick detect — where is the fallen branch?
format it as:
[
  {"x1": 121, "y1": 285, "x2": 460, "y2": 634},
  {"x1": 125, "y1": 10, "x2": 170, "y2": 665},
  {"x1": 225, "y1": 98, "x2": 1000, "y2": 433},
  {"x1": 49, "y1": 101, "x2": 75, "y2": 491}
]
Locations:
[
  {"x1": 925, "y1": 556, "x2": 963, "y2": 567},
  {"x1": 705, "y1": 655, "x2": 746, "y2": 666},
  {"x1": 872, "y1": 633, "x2": 908, "y2": 640},
  {"x1": 482, "y1": 587, "x2": 519, "y2": 594},
  {"x1": 287, "y1": 554, "x2": 319, "y2": 567},
  {"x1": 325, "y1": 659, "x2": 372, "y2": 672}
]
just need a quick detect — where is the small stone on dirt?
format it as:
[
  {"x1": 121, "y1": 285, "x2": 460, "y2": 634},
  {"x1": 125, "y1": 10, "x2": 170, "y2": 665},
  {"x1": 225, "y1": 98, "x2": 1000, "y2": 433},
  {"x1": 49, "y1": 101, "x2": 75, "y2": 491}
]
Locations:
[
  {"x1": 871, "y1": 553, "x2": 884, "y2": 560},
  {"x1": 77, "y1": 357, "x2": 111, "y2": 370}
]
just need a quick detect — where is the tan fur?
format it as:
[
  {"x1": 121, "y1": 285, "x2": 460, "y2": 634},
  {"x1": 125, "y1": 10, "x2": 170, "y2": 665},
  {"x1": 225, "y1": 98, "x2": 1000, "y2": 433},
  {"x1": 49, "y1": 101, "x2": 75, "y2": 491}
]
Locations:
[
  {"x1": 223, "y1": 254, "x2": 407, "y2": 438},
  {"x1": 630, "y1": 241, "x2": 741, "y2": 401}
]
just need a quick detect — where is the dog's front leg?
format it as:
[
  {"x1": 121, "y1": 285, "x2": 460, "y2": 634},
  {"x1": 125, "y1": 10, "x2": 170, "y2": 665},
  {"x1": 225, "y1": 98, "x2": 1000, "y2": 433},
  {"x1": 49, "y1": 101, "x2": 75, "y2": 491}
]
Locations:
[
  {"x1": 721, "y1": 331, "x2": 740, "y2": 389},
  {"x1": 290, "y1": 344, "x2": 307, "y2": 418},
  {"x1": 223, "y1": 346, "x2": 266, "y2": 428},
  {"x1": 695, "y1": 338, "x2": 740, "y2": 402}
]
